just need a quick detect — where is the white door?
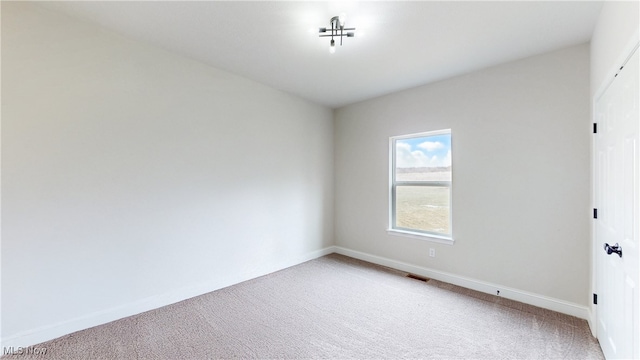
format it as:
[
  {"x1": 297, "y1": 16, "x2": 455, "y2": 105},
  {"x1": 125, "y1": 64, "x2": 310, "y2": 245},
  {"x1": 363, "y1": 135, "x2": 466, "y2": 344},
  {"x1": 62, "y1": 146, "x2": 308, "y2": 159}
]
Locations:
[{"x1": 595, "y1": 46, "x2": 639, "y2": 360}]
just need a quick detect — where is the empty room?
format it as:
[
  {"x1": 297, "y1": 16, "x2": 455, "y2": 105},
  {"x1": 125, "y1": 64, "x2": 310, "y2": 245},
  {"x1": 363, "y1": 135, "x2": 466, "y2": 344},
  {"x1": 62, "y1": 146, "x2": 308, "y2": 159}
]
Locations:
[{"x1": 1, "y1": 1, "x2": 639, "y2": 359}]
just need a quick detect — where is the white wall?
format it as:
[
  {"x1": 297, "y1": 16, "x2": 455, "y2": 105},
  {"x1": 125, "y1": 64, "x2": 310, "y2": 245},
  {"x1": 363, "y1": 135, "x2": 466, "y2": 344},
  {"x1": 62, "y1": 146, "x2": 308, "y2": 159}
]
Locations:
[
  {"x1": 591, "y1": 1, "x2": 640, "y2": 96},
  {"x1": 335, "y1": 44, "x2": 591, "y2": 307},
  {"x1": 0, "y1": 1, "x2": 3, "y2": 349},
  {"x1": 1, "y1": 2, "x2": 333, "y2": 346}
]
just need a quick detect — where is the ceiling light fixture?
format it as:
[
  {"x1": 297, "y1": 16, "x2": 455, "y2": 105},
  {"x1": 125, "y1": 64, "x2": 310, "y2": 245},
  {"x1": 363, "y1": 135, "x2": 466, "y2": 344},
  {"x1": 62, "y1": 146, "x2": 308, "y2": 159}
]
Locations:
[{"x1": 319, "y1": 13, "x2": 355, "y2": 54}]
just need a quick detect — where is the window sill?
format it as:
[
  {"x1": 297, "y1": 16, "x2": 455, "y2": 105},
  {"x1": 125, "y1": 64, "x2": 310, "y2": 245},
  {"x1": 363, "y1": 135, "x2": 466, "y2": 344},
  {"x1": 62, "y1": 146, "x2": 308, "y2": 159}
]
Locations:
[{"x1": 387, "y1": 229, "x2": 454, "y2": 245}]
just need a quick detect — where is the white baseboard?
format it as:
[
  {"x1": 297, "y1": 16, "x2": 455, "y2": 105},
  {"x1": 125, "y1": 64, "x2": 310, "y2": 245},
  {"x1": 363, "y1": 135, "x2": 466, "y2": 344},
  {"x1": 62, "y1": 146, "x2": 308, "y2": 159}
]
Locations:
[
  {"x1": 333, "y1": 246, "x2": 590, "y2": 321},
  {"x1": 1, "y1": 246, "x2": 336, "y2": 349},
  {"x1": 3, "y1": 244, "x2": 592, "y2": 349},
  {"x1": 587, "y1": 307, "x2": 597, "y2": 337}
]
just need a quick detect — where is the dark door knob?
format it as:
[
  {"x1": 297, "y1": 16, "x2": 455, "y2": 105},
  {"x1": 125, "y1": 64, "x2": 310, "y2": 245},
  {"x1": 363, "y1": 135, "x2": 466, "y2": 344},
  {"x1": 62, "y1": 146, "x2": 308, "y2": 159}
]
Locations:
[{"x1": 604, "y1": 243, "x2": 623, "y2": 258}]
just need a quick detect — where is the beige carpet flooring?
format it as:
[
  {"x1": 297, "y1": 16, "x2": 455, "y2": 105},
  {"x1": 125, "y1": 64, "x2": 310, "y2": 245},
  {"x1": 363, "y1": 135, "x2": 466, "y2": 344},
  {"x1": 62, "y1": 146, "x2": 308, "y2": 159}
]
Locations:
[{"x1": 5, "y1": 254, "x2": 604, "y2": 359}]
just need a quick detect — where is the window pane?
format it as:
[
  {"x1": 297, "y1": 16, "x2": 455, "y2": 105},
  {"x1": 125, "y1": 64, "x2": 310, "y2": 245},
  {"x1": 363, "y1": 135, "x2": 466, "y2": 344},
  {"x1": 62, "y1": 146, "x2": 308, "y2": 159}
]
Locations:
[
  {"x1": 395, "y1": 134, "x2": 451, "y2": 182},
  {"x1": 395, "y1": 185, "x2": 450, "y2": 234}
]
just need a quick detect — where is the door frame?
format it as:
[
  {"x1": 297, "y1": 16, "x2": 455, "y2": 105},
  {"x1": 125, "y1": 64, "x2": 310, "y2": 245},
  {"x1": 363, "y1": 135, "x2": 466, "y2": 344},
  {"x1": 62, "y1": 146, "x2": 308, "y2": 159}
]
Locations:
[{"x1": 591, "y1": 29, "x2": 640, "y2": 338}]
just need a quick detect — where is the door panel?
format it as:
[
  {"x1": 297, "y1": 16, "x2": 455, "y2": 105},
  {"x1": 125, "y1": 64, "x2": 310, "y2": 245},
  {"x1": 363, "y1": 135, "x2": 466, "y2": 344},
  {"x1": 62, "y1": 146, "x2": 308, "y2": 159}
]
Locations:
[{"x1": 595, "y1": 47, "x2": 639, "y2": 360}]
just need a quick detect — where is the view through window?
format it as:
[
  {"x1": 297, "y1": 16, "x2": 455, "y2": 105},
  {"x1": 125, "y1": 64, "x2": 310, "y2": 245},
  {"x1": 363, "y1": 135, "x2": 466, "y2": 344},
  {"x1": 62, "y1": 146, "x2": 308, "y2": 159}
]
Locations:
[{"x1": 390, "y1": 130, "x2": 452, "y2": 238}]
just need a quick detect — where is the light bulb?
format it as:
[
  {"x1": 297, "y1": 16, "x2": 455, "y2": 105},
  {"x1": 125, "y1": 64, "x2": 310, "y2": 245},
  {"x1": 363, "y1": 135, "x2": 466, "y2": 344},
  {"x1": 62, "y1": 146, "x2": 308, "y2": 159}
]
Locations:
[
  {"x1": 339, "y1": 13, "x2": 346, "y2": 27},
  {"x1": 329, "y1": 39, "x2": 336, "y2": 54}
]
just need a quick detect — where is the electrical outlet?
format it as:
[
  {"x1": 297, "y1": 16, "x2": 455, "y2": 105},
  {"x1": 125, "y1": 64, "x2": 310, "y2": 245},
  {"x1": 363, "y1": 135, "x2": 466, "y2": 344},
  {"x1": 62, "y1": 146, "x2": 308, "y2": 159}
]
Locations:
[{"x1": 429, "y1": 248, "x2": 436, "y2": 257}]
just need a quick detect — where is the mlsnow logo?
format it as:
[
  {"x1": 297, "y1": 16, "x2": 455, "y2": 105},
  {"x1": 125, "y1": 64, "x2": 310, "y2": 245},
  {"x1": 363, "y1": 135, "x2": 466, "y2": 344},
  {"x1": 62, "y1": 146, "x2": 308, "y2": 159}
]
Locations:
[{"x1": 3, "y1": 346, "x2": 48, "y2": 356}]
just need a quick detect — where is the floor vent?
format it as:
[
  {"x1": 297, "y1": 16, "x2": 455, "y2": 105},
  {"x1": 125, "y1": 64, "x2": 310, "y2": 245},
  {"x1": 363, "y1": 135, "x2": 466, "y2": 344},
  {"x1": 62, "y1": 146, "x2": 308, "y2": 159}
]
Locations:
[{"x1": 406, "y1": 274, "x2": 430, "y2": 282}]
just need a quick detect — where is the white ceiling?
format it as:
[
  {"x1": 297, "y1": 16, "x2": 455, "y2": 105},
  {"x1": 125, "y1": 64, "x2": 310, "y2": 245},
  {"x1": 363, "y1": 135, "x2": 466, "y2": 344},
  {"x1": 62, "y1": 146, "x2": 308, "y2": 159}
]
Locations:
[{"x1": 38, "y1": 1, "x2": 603, "y2": 109}]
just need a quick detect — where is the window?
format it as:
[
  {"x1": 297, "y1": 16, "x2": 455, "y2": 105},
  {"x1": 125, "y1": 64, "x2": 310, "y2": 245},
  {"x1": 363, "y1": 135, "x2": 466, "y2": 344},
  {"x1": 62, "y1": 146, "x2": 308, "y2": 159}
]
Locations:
[{"x1": 389, "y1": 129, "x2": 452, "y2": 242}]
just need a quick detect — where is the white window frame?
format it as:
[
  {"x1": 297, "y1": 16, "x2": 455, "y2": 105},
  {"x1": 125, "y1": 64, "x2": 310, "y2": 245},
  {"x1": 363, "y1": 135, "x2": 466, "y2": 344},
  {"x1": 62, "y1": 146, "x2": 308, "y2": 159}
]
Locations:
[{"x1": 388, "y1": 129, "x2": 454, "y2": 245}]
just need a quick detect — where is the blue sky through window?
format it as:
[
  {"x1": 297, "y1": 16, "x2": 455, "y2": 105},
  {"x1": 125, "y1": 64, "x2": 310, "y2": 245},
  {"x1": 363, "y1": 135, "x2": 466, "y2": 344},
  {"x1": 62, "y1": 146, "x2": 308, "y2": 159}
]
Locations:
[{"x1": 396, "y1": 134, "x2": 451, "y2": 168}]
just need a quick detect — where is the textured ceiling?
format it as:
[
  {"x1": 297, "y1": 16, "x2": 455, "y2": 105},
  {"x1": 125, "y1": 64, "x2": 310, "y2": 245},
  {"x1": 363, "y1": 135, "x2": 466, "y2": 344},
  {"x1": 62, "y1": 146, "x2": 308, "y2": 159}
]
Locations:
[{"x1": 38, "y1": 1, "x2": 603, "y2": 108}]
